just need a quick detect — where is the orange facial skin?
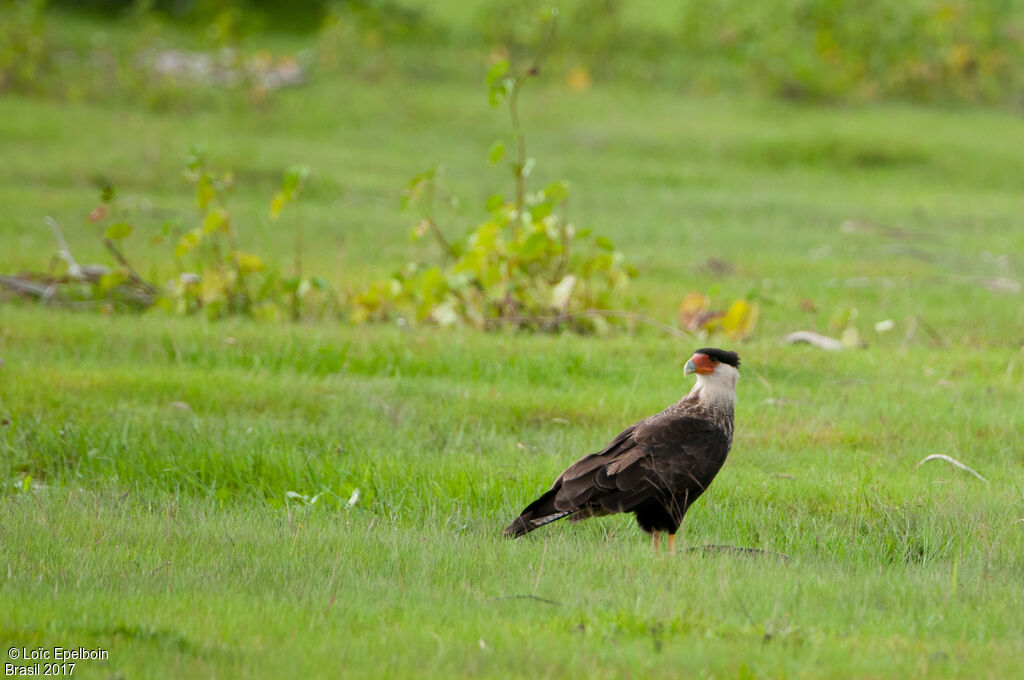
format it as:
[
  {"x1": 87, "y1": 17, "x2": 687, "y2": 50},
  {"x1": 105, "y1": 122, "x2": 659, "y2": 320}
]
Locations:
[{"x1": 684, "y1": 353, "x2": 717, "y2": 375}]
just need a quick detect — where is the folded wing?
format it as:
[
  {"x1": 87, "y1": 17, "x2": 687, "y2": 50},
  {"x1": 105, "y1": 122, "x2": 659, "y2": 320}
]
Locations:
[{"x1": 504, "y1": 415, "x2": 730, "y2": 537}]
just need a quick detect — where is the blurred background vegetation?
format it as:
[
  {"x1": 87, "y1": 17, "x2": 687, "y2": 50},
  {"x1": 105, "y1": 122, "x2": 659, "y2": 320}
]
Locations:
[
  {"x1": 5, "y1": 0, "x2": 1024, "y2": 106},
  {"x1": 3, "y1": 0, "x2": 1023, "y2": 335}
]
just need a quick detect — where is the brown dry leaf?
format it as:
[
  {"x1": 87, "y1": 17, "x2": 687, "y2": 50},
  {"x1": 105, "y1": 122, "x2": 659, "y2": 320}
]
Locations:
[{"x1": 89, "y1": 205, "x2": 108, "y2": 222}]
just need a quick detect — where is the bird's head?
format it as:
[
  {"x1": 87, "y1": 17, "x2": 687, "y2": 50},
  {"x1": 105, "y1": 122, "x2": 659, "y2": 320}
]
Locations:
[{"x1": 684, "y1": 348, "x2": 741, "y2": 402}]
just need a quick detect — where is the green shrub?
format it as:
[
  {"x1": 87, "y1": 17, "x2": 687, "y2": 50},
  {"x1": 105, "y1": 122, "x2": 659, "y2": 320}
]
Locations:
[
  {"x1": 0, "y1": 0, "x2": 51, "y2": 94},
  {"x1": 350, "y1": 20, "x2": 637, "y2": 333}
]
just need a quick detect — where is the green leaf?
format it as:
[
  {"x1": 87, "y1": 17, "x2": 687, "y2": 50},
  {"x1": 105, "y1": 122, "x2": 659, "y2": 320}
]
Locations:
[
  {"x1": 485, "y1": 194, "x2": 504, "y2": 212},
  {"x1": 187, "y1": 144, "x2": 207, "y2": 172},
  {"x1": 544, "y1": 180, "x2": 570, "y2": 203},
  {"x1": 487, "y1": 141, "x2": 506, "y2": 164},
  {"x1": 203, "y1": 209, "x2": 230, "y2": 234},
  {"x1": 520, "y1": 231, "x2": 549, "y2": 260},
  {"x1": 196, "y1": 175, "x2": 215, "y2": 210},
  {"x1": 269, "y1": 194, "x2": 286, "y2": 221},
  {"x1": 104, "y1": 222, "x2": 133, "y2": 240},
  {"x1": 281, "y1": 164, "x2": 310, "y2": 200},
  {"x1": 479, "y1": 262, "x2": 503, "y2": 289},
  {"x1": 174, "y1": 228, "x2": 202, "y2": 258},
  {"x1": 98, "y1": 269, "x2": 127, "y2": 293},
  {"x1": 488, "y1": 78, "x2": 512, "y2": 107},
  {"x1": 485, "y1": 60, "x2": 509, "y2": 85},
  {"x1": 529, "y1": 200, "x2": 553, "y2": 222},
  {"x1": 595, "y1": 235, "x2": 615, "y2": 251},
  {"x1": 589, "y1": 253, "x2": 614, "y2": 272},
  {"x1": 232, "y1": 251, "x2": 265, "y2": 273}
]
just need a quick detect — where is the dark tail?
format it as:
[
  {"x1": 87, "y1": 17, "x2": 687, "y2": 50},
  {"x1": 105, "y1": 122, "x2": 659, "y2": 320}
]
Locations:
[{"x1": 504, "y1": 488, "x2": 575, "y2": 538}]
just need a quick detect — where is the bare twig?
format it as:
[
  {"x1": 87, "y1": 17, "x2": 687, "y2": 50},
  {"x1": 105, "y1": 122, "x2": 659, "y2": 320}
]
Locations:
[{"x1": 916, "y1": 454, "x2": 988, "y2": 483}]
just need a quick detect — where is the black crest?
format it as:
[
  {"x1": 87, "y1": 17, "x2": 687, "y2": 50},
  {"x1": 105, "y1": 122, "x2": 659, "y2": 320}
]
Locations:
[{"x1": 695, "y1": 348, "x2": 741, "y2": 368}]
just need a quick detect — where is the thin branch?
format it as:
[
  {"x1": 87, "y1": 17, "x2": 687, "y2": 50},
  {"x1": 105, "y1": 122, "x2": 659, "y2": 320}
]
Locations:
[
  {"x1": 426, "y1": 218, "x2": 456, "y2": 260},
  {"x1": 103, "y1": 239, "x2": 157, "y2": 294},
  {"x1": 508, "y1": 13, "x2": 559, "y2": 233}
]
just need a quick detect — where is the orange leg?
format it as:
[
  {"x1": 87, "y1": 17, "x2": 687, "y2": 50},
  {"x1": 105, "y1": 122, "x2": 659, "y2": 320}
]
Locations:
[
  {"x1": 651, "y1": 530, "x2": 662, "y2": 552},
  {"x1": 668, "y1": 533, "x2": 676, "y2": 555}
]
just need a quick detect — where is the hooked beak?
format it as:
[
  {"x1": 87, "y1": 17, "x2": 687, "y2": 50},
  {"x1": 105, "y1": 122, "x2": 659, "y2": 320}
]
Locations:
[{"x1": 685, "y1": 353, "x2": 716, "y2": 376}]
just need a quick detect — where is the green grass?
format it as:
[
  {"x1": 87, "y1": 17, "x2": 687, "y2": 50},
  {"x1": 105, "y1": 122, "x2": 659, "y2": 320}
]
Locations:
[
  {"x1": 3, "y1": 10, "x2": 1024, "y2": 680},
  {"x1": 2, "y1": 311, "x2": 1022, "y2": 678}
]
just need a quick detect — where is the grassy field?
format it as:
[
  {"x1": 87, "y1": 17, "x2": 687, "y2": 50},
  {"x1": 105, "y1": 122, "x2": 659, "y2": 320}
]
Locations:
[{"x1": 3, "y1": 9, "x2": 1024, "y2": 680}]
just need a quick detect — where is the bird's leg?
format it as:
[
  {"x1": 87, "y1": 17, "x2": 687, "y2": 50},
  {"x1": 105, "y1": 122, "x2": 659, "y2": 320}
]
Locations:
[
  {"x1": 651, "y1": 531, "x2": 662, "y2": 552},
  {"x1": 668, "y1": 533, "x2": 676, "y2": 555}
]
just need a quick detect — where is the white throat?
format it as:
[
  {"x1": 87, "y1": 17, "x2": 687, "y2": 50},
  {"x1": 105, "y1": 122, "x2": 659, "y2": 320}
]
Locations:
[{"x1": 690, "y1": 364, "x2": 739, "y2": 407}]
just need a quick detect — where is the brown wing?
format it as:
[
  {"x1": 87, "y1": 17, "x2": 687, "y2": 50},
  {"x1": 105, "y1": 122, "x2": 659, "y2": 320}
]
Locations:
[
  {"x1": 588, "y1": 415, "x2": 731, "y2": 518},
  {"x1": 503, "y1": 424, "x2": 639, "y2": 537},
  {"x1": 504, "y1": 415, "x2": 731, "y2": 537}
]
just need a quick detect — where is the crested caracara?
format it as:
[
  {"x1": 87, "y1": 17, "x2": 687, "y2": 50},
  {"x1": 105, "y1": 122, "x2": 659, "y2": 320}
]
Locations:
[{"x1": 504, "y1": 348, "x2": 740, "y2": 553}]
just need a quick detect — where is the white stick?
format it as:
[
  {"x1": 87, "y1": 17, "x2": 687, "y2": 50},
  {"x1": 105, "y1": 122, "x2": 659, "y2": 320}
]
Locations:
[{"x1": 917, "y1": 454, "x2": 988, "y2": 483}]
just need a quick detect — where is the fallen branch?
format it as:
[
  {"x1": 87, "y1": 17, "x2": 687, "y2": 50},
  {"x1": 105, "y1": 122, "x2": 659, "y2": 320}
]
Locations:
[
  {"x1": 489, "y1": 309, "x2": 693, "y2": 339},
  {"x1": 0, "y1": 218, "x2": 158, "y2": 311},
  {"x1": 0, "y1": 275, "x2": 52, "y2": 298},
  {"x1": 489, "y1": 594, "x2": 561, "y2": 606},
  {"x1": 916, "y1": 454, "x2": 988, "y2": 483},
  {"x1": 782, "y1": 330, "x2": 843, "y2": 351},
  {"x1": 684, "y1": 545, "x2": 791, "y2": 560}
]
